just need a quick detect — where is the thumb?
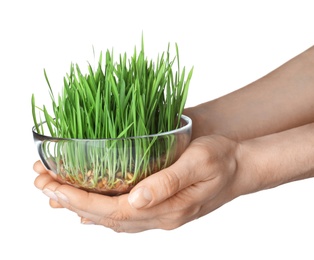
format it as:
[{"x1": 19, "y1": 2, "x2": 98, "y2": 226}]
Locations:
[{"x1": 127, "y1": 149, "x2": 200, "y2": 209}]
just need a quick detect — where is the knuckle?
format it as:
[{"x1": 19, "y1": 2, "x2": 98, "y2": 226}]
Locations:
[
  {"x1": 109, "y1": 210, "x2": 131, "y2": 222},
  {"x1": 100, "y1": 218, "x2": 122, "y2": 231},
  {"x1": 157, "y1": 200, "x2": 201, "y2": 231},
  {"x1": 99, "y1": 210, "x2": 131, "y2": 232},
  {"x1": 159, "y1": 169, "x2": 181, "y2": 195}
]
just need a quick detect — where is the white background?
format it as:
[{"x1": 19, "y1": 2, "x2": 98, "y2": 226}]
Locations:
[{"x1": 1, "y1": 0, "x2": 314, "y2": 259}]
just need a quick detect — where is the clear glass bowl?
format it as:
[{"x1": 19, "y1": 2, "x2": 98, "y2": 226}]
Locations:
[{"x1": 33, "y1": 115, "x2": 192, "y2": 195}]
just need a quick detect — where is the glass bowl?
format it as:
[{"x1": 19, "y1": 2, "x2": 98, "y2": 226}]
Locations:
[{"x1": 33, "y1": 115, "x2": 192, "y2": 195}]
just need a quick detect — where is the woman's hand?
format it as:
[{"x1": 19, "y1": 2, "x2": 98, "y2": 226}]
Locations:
[
  {"x1": 34, "y1": 135, "x2": 241, "y2": 233},
  {"x1": 33, "y1": 122, "x2": 314, "y2": 233}
]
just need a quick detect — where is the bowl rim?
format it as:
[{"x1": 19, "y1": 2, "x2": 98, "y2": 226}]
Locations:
[{"x1": 32, "y1": 114, "x2": 192, "y2": 142}]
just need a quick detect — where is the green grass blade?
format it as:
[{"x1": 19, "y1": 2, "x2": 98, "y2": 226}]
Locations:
[{"x1": 31, "y1": 94, "x2": 40, "y2": 133}]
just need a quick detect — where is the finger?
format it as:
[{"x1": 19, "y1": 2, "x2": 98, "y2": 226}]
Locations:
[
  {"x1": 128, "y1": 142, "x2": 209, "y2": 209},
  {"x1": 33, "y1": 160, "x2": 47, "y2": 174},
  {"x1": 76, "y1": 201, "x2": 163, "y2": 233},
  {"x1": 51, "y1": 184, "x2": 131, "y2": 218},
  {"x1": 34, "y1": 172, "x2": 56, "y2": 190},
  {"x1": 41, "y1": 179, "x2": 64, "y2": 202},
  {"x1": 34, "y1": 173, "x2": 65, "y2": 208},
  {"x1": 79, "y1": 210, "x2": 159, "y2": 233},
  {"x1": 50, "y1": 185, "x2": 150, "y2": 232},
  {"x1": 80, "y1": 217, "x2": 95, "y2": 225},
  {"x1": 33, "y1": 160, "x2": 57, "y2": 179},
  {"x1": 49, "y1": 199, "x2": 64, "y2": 208},
  {"x1": 48, "y1": 184, "x2": 167, "y2": 232}
]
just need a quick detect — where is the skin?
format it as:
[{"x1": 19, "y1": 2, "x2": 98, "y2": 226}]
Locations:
[{"x1": 33, "y1": 45, "x2": 314, "y2": 233}]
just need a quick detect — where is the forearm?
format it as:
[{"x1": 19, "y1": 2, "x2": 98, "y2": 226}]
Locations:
[
  {"x1": 185, "y1": 45, "x2": 314, "y2": 141},
  {"x1": 234, "y1": 123, "x2": 314, "y2": 197}
]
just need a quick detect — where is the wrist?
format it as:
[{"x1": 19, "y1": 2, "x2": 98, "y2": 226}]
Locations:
[
  {"x1": 231, "y1": 141, "x2": 261, "y2": 198},
  {"x1": 234, "y1": 123, "x2": 314, "y2": 197}
]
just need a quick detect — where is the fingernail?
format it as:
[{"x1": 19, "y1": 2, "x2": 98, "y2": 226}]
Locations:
[
  {"x1": 128, "y1": 187, "x2": 152, "y2": 209},
  {"x1": 55, "y1": 191, "x2": 69, "y2": 203},
  {"x1": 81, "y1": 218, "x2": 95, "y2": 225},
  {"x1": 43, "y1": 188, "x2": 58, "y2": 201}
]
